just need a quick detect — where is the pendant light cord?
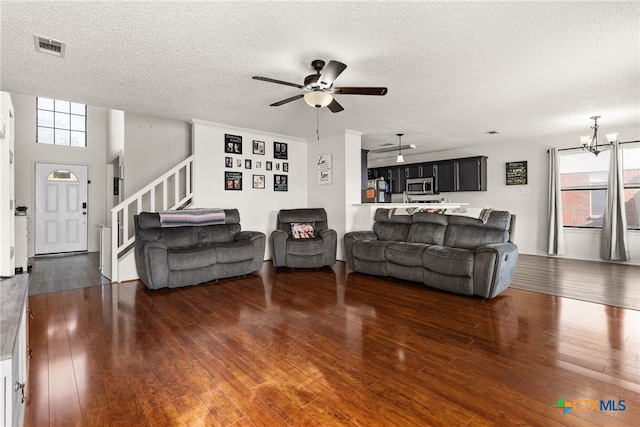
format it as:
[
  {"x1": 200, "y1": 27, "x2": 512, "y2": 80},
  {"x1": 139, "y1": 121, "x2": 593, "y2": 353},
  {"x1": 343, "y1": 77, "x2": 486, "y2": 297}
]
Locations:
[{"x1": 316, "y1": 108, "x2": 320, "y2": 141}]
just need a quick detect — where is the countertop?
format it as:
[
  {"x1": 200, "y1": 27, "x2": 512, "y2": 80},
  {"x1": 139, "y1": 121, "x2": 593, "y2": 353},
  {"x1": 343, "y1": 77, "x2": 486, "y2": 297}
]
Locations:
[{"x1": 1, "y1": 274, "x2": 28, "y2": 360}]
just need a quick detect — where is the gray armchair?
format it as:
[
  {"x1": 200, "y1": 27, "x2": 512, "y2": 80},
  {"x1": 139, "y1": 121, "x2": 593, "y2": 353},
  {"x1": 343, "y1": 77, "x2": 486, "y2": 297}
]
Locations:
[{"x1": 271, "y1": 208, "x2": 337, "y2": 268}]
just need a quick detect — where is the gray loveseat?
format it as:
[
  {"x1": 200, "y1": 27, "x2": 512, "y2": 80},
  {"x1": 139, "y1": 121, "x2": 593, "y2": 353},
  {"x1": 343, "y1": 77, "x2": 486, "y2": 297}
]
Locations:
[
  {"x1": 344, "y1": 208, "x2": 518, "y2": 298},
  {"x1": 134, "y1": 209, "x2": 265, "y2": 289}
]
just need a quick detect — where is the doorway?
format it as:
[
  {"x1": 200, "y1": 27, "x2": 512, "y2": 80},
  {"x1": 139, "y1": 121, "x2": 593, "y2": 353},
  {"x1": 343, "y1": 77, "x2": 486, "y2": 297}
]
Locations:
[{"x1": 34, "y1": 163, "x2": 88, "y2": 255}]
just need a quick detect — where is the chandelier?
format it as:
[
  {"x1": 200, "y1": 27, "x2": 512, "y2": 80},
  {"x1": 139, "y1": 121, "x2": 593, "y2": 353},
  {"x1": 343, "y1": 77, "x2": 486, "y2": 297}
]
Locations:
[{"x1": 580, "y1": 115, "x2": 618, "y2": 156}]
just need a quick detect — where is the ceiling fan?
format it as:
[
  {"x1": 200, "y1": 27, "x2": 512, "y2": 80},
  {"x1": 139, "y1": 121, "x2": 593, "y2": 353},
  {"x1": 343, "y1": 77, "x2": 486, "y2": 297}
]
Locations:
[{"x1": 252, "y1": 59, "x2": 387, "y2": 113}]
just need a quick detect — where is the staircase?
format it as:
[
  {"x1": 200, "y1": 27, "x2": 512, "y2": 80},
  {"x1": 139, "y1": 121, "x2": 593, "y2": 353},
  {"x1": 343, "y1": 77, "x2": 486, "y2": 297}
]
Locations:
[{"x1": 110, "y1": 155, "x2": 194, "y2": 281}]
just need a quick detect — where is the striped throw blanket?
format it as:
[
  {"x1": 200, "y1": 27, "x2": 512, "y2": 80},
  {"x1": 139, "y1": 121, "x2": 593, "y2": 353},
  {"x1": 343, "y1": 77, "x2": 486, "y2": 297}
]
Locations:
[
  {"x1": 444, "y1": 207, "x2": 492, "y2": 223},
  {"x1": 159, "y1": 208, "x2": 225, "y2": 227}
]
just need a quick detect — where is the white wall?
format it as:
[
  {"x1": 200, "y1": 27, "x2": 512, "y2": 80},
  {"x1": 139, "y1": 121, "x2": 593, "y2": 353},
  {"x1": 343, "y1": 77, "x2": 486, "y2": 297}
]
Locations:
[
  {"x1": 191, "y1": 120, "x2": 308, "y2": 260},
  {"x1": 12, "y1": 93, "x2": 107, "y2": 254},
  {"x1": 307, "y1": 129, "x2": 362, "y2": 260},
  {"x1": 368, "y1": 123, "x2": 640, "y2": 263},
  {"x1": 123, "y1": 112, "x2": 191, "y2": 198}
]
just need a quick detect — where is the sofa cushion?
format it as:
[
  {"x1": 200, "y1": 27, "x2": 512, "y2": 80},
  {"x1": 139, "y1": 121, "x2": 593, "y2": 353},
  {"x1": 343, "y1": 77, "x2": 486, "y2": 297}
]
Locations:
[
  {"x1": 286, "y1": 237, "x2": 324, "y2": 256},
  {"x1": 198, "y1": 224, "x2": 241, "y2": 243},
  {"x1": 352, "y1": 240, "x2": 390, "y2": 262},
  {"x1": 422, "y1": 246, "x2": 474, "y2": 277},
  {"x1": 167, "y1": 244, "x2": 216, "y2": 270},
  {"x1": 373, "y1": 223, "x2": 411, "y2": 242},
  {"x1": 408, "y1": 212, "x2": 448, "y2": 245},
  {"x1": 213, "y1": 240, "x2": 256, "y2": 263},
  {"x1": 385, "y1": 242, "x2": 427, "y2": 267},
  {"x1": 162, "y1": 227, "x2": 200, "y2": 248},
  {"x1": 443, "y1": 211, "x2": 511, "y2": 250}
]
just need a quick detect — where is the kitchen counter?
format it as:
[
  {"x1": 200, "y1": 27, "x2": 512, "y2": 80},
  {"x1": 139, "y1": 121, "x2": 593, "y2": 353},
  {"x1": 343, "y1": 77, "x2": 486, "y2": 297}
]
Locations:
[{"x1": 1, "y1": 274, "x2": 28, "y2": 360}]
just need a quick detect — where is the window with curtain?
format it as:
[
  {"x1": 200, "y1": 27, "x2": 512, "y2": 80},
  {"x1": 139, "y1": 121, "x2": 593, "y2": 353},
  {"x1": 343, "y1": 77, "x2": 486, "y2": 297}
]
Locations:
[
  {"x1": 559, "y1": 144, "x2": 640, "y2": 229},
  {"x1": 36, "y1": 97, "x2": 87, "y2": 146}
]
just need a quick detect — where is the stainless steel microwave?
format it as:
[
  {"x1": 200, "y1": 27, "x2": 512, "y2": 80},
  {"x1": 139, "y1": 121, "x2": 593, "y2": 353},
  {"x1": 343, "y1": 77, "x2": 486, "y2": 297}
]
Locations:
[{"x1": 406, "y1": 177, "x2": 434, "y2": 195}]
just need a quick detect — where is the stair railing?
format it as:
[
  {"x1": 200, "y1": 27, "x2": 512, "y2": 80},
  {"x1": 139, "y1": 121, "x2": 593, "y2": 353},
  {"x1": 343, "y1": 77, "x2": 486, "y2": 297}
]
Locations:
[{"x1": 110, "y1": 155, "x2": 194, "y2": 281}]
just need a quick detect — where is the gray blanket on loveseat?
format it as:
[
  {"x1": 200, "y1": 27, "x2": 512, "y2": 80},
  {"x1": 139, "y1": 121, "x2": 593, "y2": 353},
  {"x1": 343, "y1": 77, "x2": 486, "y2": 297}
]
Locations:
[
  {"x1": 344, "y1": 208, "x2": 518, "y2": 298},
  {"x1": 134, "y1": 209, "x2": 265, "y2": 290}
]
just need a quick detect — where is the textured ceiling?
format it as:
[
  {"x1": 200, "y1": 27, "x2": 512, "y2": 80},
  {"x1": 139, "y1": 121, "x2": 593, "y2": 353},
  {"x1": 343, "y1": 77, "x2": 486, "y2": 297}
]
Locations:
[{"x1": 1, "y1": 1, "x2": 638, "y2": 159}]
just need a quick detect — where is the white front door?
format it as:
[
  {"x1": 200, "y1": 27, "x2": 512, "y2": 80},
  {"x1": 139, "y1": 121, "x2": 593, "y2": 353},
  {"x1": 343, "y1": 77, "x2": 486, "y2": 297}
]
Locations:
[{"x1": 35, "y1": 163, "x2": 88, "y2": 255}]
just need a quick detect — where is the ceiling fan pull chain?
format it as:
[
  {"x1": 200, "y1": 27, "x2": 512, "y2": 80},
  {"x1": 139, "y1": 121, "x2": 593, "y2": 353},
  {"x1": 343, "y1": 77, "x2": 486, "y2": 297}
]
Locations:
[{"x1": 316, "y1": 108, "x2": 320, "y2": 141}]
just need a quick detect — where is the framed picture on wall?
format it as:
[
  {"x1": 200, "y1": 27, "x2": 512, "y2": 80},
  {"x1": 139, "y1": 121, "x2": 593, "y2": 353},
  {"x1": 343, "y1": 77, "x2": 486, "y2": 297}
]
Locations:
[
  {"x1": 274, "y1": 141, "x2": 288, "y2": 159},
  {"x1": 225, "y1": 171, "x2": 242, "y2": 190},
  {"x1": 506, "y1": 161, "x2": 528, "y2": 185},
  {"x1": 256, "y1": 161, "x2": 262, "y2": 169},
  {"x1": 253, "y1": 140, "x2": 265, "y2": 155},
  {"x1": 266, "y1": 161, "x2": 273, "y2": 171},
  {"x1": 225, "y1": 157, "x2": 233, "y2": 168},
  {"x1": 253, "y1": 175, "x2": 265, "y2": 189},
  {"x1": 225, "y1": 134, "x2": 242, "y2": 154},
  {"x1": 245, "y1": 159, "x2": 252, "y2": 169},
  {"x1": 236, "y1": 159, "x2": 242, "y2": 167},
  {"x1": 274, "y1": 174, "x2": 288, "y2": 191},
  {"x1": 283, "y1": 162, "x2": 289, "y2": 172}
]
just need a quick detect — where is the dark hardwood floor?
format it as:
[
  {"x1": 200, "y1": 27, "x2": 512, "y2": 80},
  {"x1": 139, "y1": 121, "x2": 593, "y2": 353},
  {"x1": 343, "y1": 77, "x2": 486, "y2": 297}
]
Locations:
[{"x1": 25, "y1": 256, "x2": 639, "y2": 426}]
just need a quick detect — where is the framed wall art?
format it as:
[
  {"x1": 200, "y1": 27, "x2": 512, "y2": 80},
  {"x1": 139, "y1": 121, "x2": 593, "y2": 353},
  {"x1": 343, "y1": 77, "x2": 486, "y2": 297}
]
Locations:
[
  {"x1": 225, "y1": 134, "x2": 242, "y2": 154},
  {"x1": 317, "y1": 153, "x2": 332, "y2": 185},
  {"x1": 253, "y1": 140, "x2": 265, "y2": 155},
  {"x1": 274, "y1": 174, "x2": 288, "y2": 191},
  {"x1": 283, "y1": 162, "x2": 289, "y2": 172},
  {"x1": 225, "y1": 157, "x2": 233, "y2": 168},
  {"x1": 274, "y1": 141, "x2": 288, "y2": 159},
  {"x1": 253, "y1": 175, "x2": 265, "y2": 189},
  {"x1": 506, "y1": 161, "x2": 528, "y2": 185},
  {"x1": 266, "y1": 161, "x2": 272, "y2": 171},
  {"x1": 245, "y1": 159, "x2": 252, "y2": 169},
  {"x1": 225, "y1": 171, "x2": 243, "y2": 190}
]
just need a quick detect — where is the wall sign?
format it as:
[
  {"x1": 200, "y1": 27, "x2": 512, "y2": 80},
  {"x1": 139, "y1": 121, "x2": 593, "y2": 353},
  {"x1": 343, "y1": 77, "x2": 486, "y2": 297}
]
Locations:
[
  {"x1": 317, "y1": 153, "x2": 332, "y2": 185},
  {"x1": 506, "y1": 161, "x2": 528, "y2": 185}
]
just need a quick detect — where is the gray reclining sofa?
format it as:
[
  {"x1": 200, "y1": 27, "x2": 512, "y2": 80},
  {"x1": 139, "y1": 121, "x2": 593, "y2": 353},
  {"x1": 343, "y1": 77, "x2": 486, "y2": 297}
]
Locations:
[
  {"x1": 134, "y1": 209, "x2": 265, "y2": 289},
  {"x1": 344, "y1": 208, "x2": 518, "y2": 298}
]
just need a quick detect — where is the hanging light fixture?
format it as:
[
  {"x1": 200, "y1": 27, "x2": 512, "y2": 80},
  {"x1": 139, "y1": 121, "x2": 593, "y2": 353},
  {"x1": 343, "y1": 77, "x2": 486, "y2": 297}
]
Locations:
[
  {"x1": 304, "y1": 90, "x2": 333, "y2": 108},
  {"x1": 396, "y1": 133, "x2": 405, "y2": 163},
  {"x1": 580, "y1": 115, "x2": 618, "y2": 156}
]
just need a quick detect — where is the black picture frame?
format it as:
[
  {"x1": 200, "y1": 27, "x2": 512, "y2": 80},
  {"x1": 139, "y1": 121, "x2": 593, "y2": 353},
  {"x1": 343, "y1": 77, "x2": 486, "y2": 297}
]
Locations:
[
  {"x1": 253, "y1": 140, "x2": 265, "y2": 155},
  {"x1": 225, "y1": 134, "x2": 242, "y2": 154},
  {"x1": 253, "y1": 174, "x2": 265, "y2": 189},
  {"x1": 225, "y1": 157, "x2": 233, "y2": 168},
  {"x1": 245, "y1": 159, "x2": 252, "y2": 169},
  {"x1": 274, "y1": 174, "x2": 288, "y2": 191},
  {"x1": 283, "y1": 162, "x2": 289, "y2": 172},
  {"x1": 274, "y1": 141, "x2": 288, "y2": 159},
  {"x1": 506, "y1": 161, "x2": 528, "y2": 185},
  {"x1": 266, "y1": 161, "x2": 272, "y2": 171},
  {"x1": 225, "y1": 171, "x2": 242, "y2": 190}
]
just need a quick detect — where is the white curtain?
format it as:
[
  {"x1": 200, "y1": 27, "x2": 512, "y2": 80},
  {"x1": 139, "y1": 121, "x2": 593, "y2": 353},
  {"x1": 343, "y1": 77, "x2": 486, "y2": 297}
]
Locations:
[
  {"x1": 547, "y1": 148, "x2": 565, "y2": 255},
  {"x1": 600, "y1": 142, "x2": 629, "y2": 261}
]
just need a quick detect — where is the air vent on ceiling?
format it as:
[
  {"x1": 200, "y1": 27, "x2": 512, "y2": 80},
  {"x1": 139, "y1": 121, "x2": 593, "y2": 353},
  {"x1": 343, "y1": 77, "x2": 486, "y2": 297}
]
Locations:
[
  {"x1": 34, "y1": 35, "x2": 66, "y2": 57},
  {"x1": 486, "y1": 130, "x2": 500, "y2": 135},
  {"x1": 369, "y1": 144, "x2": 416, "y2": 154}
]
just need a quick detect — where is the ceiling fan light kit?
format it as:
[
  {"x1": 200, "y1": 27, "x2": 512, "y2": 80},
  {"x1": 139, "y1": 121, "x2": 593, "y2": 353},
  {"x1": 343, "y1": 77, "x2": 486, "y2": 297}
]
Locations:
[
  {"x1": 580, "y1": 115, "x2": 618, "y2": 156},
  {"x1": 304, "y1": 91, "x2": 333, "y2": 108}
]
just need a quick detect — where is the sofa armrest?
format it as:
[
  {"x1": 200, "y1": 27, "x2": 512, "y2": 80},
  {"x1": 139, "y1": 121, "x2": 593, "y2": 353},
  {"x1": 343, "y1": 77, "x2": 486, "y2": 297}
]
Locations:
[
  {"x1": 235, "y1": 231, "x2": 266, "y2": 272},
  {"x1": 473, "y1": 242, "x2": 519, "y2": 298},
  {"x1": 270, "y1": 229, "x2": 288, "y2": 267},
  {"x1": 319, "y1": 228, "x2": 337, "y2": 265},
  {"x1": 136, "y1": 240, "x2": 169, "y2": 289},
  {"x1": 343, "y1": 231, "x2": 378, "y2": 270}
]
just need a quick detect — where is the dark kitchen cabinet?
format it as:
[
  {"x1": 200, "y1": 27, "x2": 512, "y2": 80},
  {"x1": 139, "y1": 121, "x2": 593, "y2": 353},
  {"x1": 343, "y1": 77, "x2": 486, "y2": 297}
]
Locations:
[
  {"x1": 435, "y1": 156, "x2": 487, "y2": 193},
  {"x1": 457, "y1": 156, "x2": 487, "y2": 191}
]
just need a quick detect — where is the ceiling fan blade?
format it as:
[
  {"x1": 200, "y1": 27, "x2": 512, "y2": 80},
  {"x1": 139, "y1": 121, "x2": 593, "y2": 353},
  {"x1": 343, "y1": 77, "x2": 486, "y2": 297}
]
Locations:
[
  {"x1": 333, "y1": 87, "x2": 388, "y2": 96},
  {"x1": 269, "y1": 94, "x2": 304, "y2": 107},
  {"x1": 327, "y1": 98, "x2": 344, "y2": 113},
  {"x1": 319, "y1": 60, "x2": 347, "y2": 87},
  {"x1": 253, "y1": 76, "x2": 303, "y2": 89}
]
